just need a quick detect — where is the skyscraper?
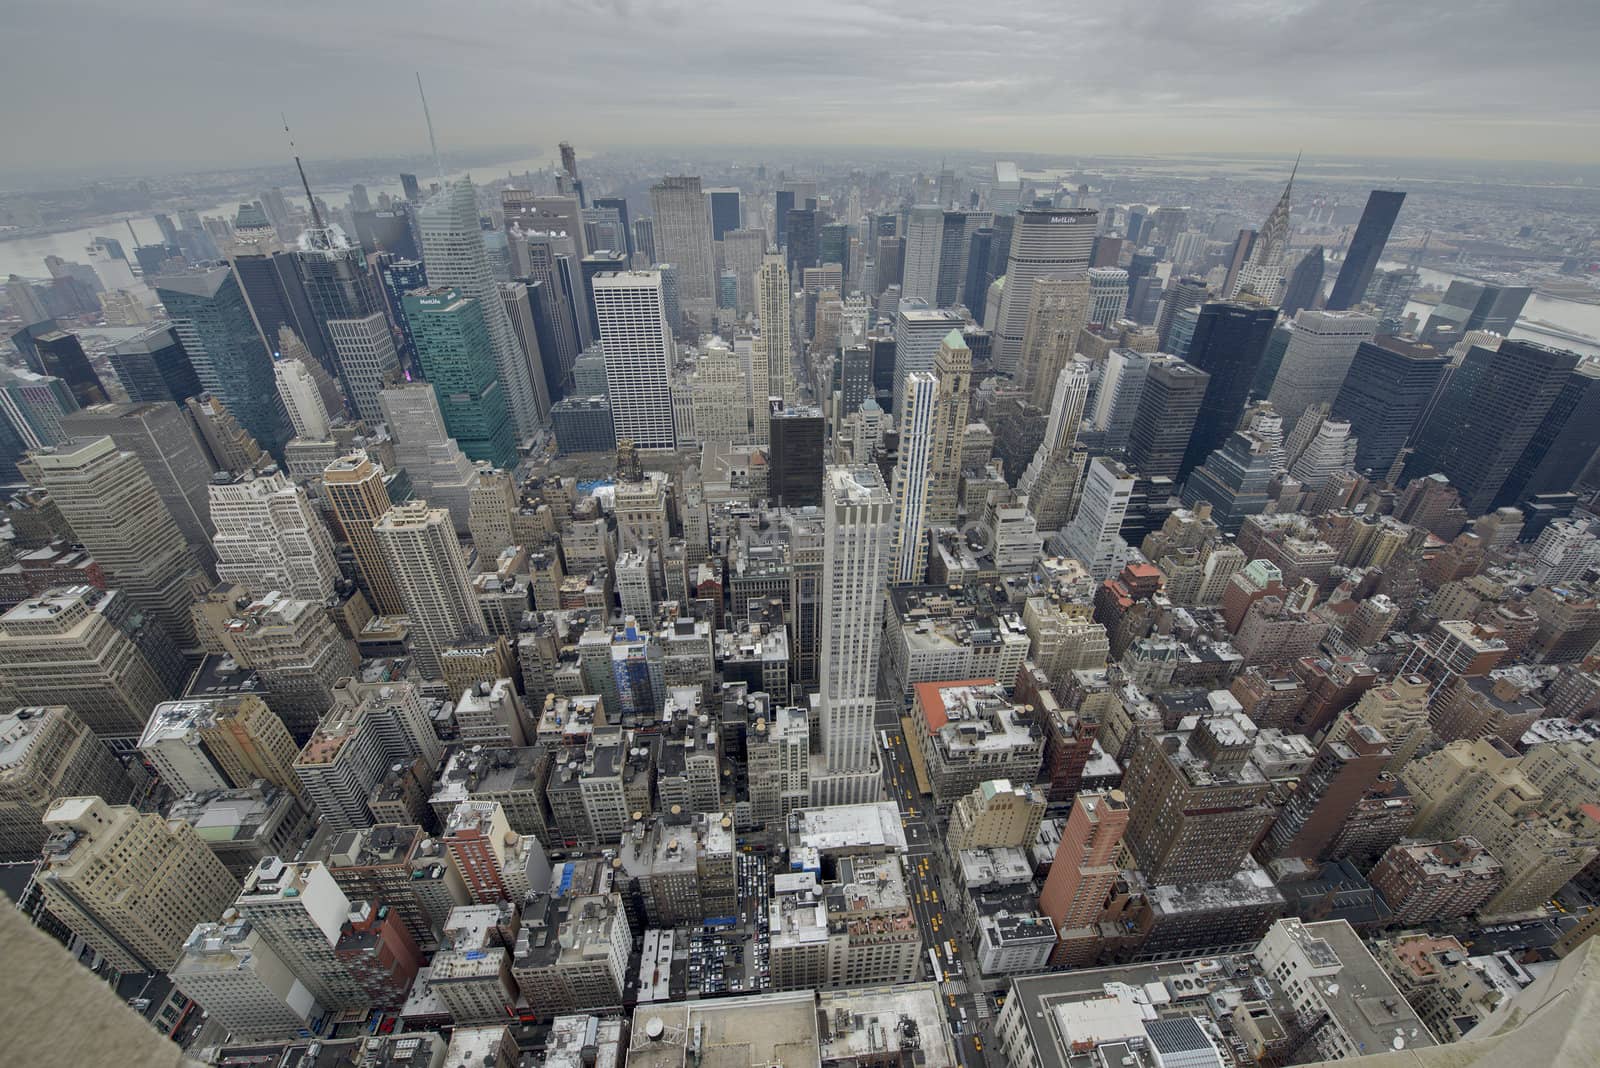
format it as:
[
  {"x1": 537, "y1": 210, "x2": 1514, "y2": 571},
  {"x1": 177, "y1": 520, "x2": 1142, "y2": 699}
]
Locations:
[
  {"x1": 208, "y1": 471, "x2": 341, "y2": 600},
  {"x1": 374, "y1": 500, "x2": 487, "y2": 678},
  {"x1": 404, "y1": 288, "x2": 517, "y2": 467},
  {"x1": 1086, "y1": 267, "x2": 1130, "y2": 326},
  {"x1": 757, "y1": 255, "x2": 792, "y2": 402},
  {"x1": 924, "y1": 330, "x2": 972, "y2": 528},
  {"x1": 962, "y1": 226, "x2": 995, "y2": 316},
  {"x1": 325, "y1": 312, "x2": 401, "y2": 425},
  {"x1": 21, "y1": 436, "x2": 206, "y2": 645},
  {"x1": 1178, "y1": 300, "x2": 1279, "y2": 481},
  {"x1": 935, "y1": 209, "x2": 991, "y2": 308},
  {"x1": 1229, "y1": 161, "x2": 1297, "y2": 302},
  {"x1": 1330, "y1": 336, "x2": 1448, "y2": 477},
  {"x1": 38, "y1": 796, "x2": 241, "y2": 972},
  {"x1": 273, "y1": 358, "x2": 331, "y2": 440},
  {"x1": 418, "y1": 180, "x2": 541, "y2": 440},
  {"x1": 1127, "y1": 355, "x2": 1210, "y2": 482},
  {"x1": 892, "y1": 300, "x2": 965, "y2": 414},
  {"x1": 1421, "y1": 281, "x2": 1532, "y2": 346},
  {"x1": 1327, "y1": 190, "x2": 1405, "y2": 311},
  {"x1": 379, "y1": 383, "x2": 478, "y2": 529},
  {"x1": 1155, "y1": 276, "x2": 1208, "y2": 350},
  {"x1": 156, "y1": 266, "x2": 293, "y2": 456},
  {"x1": 61, "y1": 401, "x2": 217, "y2": 560},
  {"x1": 816, "y1": 466, "x2": 892, "y2": 800},
  {"x1": 592, "y1": 196, "x2": 633, "y2": 258},
  {"x1": 1281, "y1": 246, "x2": 1325, "y2": 318},
  {"x1": 993, "y1": 207, "x2": 1097, "y2": 373},
  {"x1": 890, "y1": 372, "x2": 938, "y2": 585},
  {"x1": 1265, "y1": 309, "x2": 1378, "y2": 433},
  {"x1": 1061, "y1": 456, "x2": 1136, "y2": 579},
  {"x1": 594, "y1": 271, "x2": 676, "y2": 450},
  {"x1": 648, "y1": 177, "x2": 716, "y2": 317},
  {"x1": 1037, "y1": 791, "x2": 1128, "y2": 965},
  {"x1": 0, "y1": 705, "x2": 134, "y2": 862},
  {"x1": 106, "y1": 326, "x2": 203, "y2": 406},
  {"x1": 1404, "y1": 339, "x2": 1580, "y2": 513},
  {"x1": 226, "y1": 210, "x2": 328, "y2": 370},
  {"x1": 768, "y1": 403, "x2": 825, "y2": 508},
  {"x1": 707, "y1": 188, "x2": 742, "y2": 241},
  {"x1": 900, "y1": 205, "x2": 945, "y2": 306}
]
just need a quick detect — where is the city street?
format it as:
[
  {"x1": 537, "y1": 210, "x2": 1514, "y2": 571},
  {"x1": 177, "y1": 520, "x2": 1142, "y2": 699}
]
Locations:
[{"x1": 876, "y1": 700, "x2": 993, "y2": 1068}]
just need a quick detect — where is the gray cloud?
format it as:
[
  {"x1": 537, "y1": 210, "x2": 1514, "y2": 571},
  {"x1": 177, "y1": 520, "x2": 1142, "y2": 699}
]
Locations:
[{"x1": 4, "y1": 0, "x2": 1598, "y2": 171}]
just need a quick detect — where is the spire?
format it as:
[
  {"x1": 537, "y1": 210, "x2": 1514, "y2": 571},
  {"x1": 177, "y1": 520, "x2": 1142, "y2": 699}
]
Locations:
[
  {"x1": 416, "y1": 72, "x2": 446, "y2": 189},
  {"x1": 282, "y1": 115, "x2": 325, "y2": 235},
  {"x1": 1252, "y1": 153, "x2": 1300, "y2": 267}
]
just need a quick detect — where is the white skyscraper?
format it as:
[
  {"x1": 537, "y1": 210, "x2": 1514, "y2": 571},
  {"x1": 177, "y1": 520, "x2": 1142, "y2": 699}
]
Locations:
[
  {"x1": 595, "y1": 270, "x2": 676, "y2": 450},
  {"x1": 273, "y1": 358, "x2": 331, "y2": 439},
  {"x1": 993, "y1": 207, "x2": 1097, "y2": 374},
  {"x1": 901, "y1": 205, "x2": 945, "y2": 306},
  {"x1": 1287, "y1": 417, "x2": 1359, "y2": 490},
  {"x1": 1060, "y1": 457, "x2": 1136, "y2": 580},
  {"x1": 325, "y1": 313, "x2": 401, "y2": 426},
  {"x1": 649, "y1": 177, "x2": 717, "y2": 316},
  {"x1": 1086, "y1": 267, "x2": 1130, "y2": 326},
  {"x1": 1087, "y1": 348, "x2": 1151, "y2": 450},
  {"x1": 892, "y1": 300, "x2": 965, "y2": 414},
  {"x1": 1266, "y1": 309, "x2": 1379, "y2": 433},
  {"x1": 374, "y1": 500, "x2": 487, "y2": 678},
  {"x1": 757, "y1": 255, "x2": 792, "y2": 402},
  {"x1": 817, "y1": 466, "x2": 893, "y2": 796},
  {"x1": 209, "y1": 471, "x2": 341, "y2": 600},
  {"x1": 890, "y1": 371, "x2": 938, "y2": 585},
  {"x1": 418, "y1": 179, "x2": 541, "y2": 438},
  {"x1": 1021, "y1": 359, "x2": 1094, "y2": 495}
]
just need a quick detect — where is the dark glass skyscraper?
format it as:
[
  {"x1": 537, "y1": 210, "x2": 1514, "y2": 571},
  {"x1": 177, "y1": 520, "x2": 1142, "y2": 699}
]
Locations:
[
  {"x1": 1327, "y1": 190, "x2": 1405, "y2": 311},
  {"x1": 962, "y1": 227, "x2": 995, "y2": 317},
  {"x1": 155, "y1": 266, "x2": 293, "y2": 456},
  {"x1": 1178, "y1": 301, "x2": 1278, "y2": 481},
  {"x1": 1403, "y1": 339, "x2": 1579, "y2": 513},
  {"x1": 351, "y1": 206, "x2": 419, "y2": 259},
  {"x1": 785, "y1": 208, "x2": 818, "y2": 279},
  {"x1": 768, "y1": 403, "x2": 825, "y2": 507},
  {"x1": 1155, "y1": 276, "x2": 1208, "y2": 349},
  {"x1": 375, "y1": 254, "x2": 427, "y2": 375},
  {"x1": 593, "y1": 197, "x2": 633, "y2": 258},
  {"x1": 774, "y1": 189, "x2": 795, "y2": 246},
  {"x1": 230, "y1": 239, "x2": 328, "y2": 365},
  {"x1": 1281, "y1": 246, "x2": 1325, "y2": 317},
  {"x1": 708, "y1": 189, "x2": 742, "y2": 242},
  {"x1": 1127, "y1": 355, "x2": 1210, "y2": 482},
  {"x1": 13, "y1": 325, "x2": 108, "y2": 408},
  {"x1": 1421, "y1": 281, "x2": 1532, "y2": 345},
  {"x1": 107, "y1": 325, "x2": 203, "y2": 406},
  {"x1": 819, "y1": 223, "x2": 849, "y2": 270},
  {"x1": 1498, "y1": 361, "x2": 1600, "y2": 505},
  {"x1": 1330, "y1": 336, "x2": 1448, "y2": 478}
]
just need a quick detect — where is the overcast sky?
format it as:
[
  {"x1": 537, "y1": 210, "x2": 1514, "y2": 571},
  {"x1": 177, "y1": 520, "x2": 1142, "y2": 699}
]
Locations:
[{"x1": 7, "y1": 0, "x2": 1599, "y2": 172}]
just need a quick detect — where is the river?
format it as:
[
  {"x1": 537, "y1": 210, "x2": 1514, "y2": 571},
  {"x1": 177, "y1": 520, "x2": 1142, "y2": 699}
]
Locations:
[{"x1": 0, "y1": 156, "x2": 551, "y2": 279}]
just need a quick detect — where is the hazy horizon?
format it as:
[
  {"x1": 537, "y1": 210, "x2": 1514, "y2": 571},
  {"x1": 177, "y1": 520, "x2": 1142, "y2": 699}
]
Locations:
[{"x1": 6, "y1": 0, "x2": 1600, "y2": 176}]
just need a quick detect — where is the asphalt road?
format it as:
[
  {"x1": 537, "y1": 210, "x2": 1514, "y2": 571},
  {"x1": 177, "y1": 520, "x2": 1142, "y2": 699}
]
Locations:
[{"x1": 875, "y1": 700, "x2": 993, "y2": 1068}]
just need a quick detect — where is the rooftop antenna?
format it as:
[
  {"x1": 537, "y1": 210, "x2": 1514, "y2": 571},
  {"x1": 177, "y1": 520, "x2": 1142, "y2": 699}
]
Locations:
[
  {"x1": 281, "y1": 114, "x2": 326, "y2": 234},
  {"x1": 416, "y1": 72, "x2": 446, "y2": 189}
]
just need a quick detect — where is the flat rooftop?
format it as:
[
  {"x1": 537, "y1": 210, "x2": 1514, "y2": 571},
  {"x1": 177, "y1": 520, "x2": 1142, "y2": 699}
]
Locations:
[{"x1": 627, "y1": 990, "x2": 818, "y2": 1068}]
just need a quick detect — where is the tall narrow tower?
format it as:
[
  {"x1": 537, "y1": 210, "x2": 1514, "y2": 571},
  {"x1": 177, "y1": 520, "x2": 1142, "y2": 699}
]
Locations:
[
  {"x1": 1037, "y1": 790, "x2": 1129, "y2": 965},
  {"x1": 757, "y1": 255, "x2": 793, "y2": 403},
  {"x1": 923, "y1": 330, "x2": 972, "y2": 528},
  {"x1": 890, "y1": 372, "x2": 938, "y2": 585},
  {"x1": 1327, "y1": 190, "x2": 1406, "y2": 311},
  {"x1": 816, "y1": 466, "x2": 893, "y2": 800}
]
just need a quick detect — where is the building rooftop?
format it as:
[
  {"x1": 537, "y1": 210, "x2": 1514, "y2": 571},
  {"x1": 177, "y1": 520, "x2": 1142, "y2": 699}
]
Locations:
[
  {"x1": 787, "y1": 802, "x2": 907, "y2": 856},
  {"x1": 626, "y1": 990, "x2": 819, "y2": 1068},
  {"x1": 818, "y1": 983, "x2": 958, "y2": 1067}
]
